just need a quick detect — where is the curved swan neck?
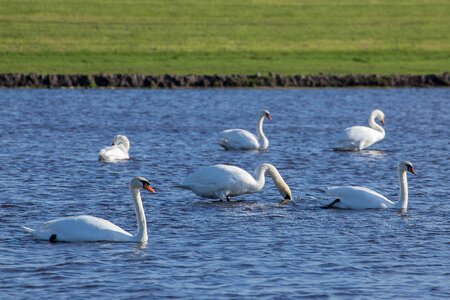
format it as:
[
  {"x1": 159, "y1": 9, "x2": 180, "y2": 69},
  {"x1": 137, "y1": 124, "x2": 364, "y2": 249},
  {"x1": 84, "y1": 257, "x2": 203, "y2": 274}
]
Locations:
[
  {"x1": 130, "y1": 188, "x2": 148, "y2": 243},
  {"x1": 253, "y1": 164, "x2": 291, "y2": 197},
  {"x1": 369, "y1": 113, "x2": 385, "y2": 136},
  {"x1": 396, "y1": 169, "x2": 408, "y2": 209},
  {"x1": 256, "y1": 115, "x2": 269, "y2": 149}
]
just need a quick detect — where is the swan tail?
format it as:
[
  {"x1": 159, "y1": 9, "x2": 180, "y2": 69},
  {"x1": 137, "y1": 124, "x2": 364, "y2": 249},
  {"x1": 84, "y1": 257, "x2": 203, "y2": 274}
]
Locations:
[{"x1": 22, "y1": 225, "x2": 35, "y2": 233}]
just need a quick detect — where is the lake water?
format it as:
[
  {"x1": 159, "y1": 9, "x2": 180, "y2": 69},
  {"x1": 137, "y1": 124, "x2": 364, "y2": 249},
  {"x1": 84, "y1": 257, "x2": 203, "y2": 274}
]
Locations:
[{"x1": 0, "y1": 88, "x2": 449, "y2": 299}]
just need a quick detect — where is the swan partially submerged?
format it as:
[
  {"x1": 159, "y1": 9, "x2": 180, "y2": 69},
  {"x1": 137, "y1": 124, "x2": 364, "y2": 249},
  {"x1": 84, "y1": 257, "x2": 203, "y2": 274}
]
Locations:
[
  {"x1": 22, "y1": 177, "x2": 155, "y2": 243},
  {"x1": 317, "y1": 161, "x2": 416, "y2": 210},
  {"x1": 179, "y1": 163, "x2": 292, "y2": 201},
  {"x1": 219, "y1": 110, "x2": 271, "y2": 150},
  {"x1": 334, "y1": 109, "x2": 385, "y2": 151}
]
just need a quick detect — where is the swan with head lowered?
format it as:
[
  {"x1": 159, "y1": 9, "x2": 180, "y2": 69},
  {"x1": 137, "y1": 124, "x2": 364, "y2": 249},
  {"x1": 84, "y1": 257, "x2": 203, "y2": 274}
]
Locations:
[
  {"x1": 317, "y1": 161, "x2": 416, "y2": 209},
  {"x1": 99, "y1": 135, "x2": 130, "y2": 162},
  {"x1": 179, "y1": 163, "x2": 292, "y2": 201},
  {"x1": 334, "y1": 109, "x2": 385, "y2": 151},
  {"x1": 22, "y1": 177, "x2": 155, "y2": 243},
  {"x1": 218, "y1": 110, "x2": 271, "y2": 150}
]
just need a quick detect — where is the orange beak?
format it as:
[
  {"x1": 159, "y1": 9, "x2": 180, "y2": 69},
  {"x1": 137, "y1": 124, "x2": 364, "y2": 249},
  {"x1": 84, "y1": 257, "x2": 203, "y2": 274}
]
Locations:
[
  {"x1": 409, "y1": 167, "x2": 417, "y2": 175},
  {"x1": 267, "y1": 114, "x2": 272, "y2": 121},
  {"x1": 380, "y1": 119, "x2": 385, "y2": 126},
  {"x1": 144, "y1": 184, "x2": 156, "y2": 193}
]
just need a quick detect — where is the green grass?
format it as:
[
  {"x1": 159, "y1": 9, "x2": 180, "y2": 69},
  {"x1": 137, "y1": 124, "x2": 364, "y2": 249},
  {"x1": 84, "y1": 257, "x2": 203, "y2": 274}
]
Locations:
[{"x1": 0, "y1": 0, "x2": 449, "y2": 74}]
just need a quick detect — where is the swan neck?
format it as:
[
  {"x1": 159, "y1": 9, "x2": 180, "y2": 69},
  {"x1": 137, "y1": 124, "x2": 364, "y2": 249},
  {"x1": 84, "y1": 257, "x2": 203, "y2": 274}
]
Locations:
[
  {"x1": 397, "y1": 169, "x2": 408, "y2": 209},
  {"x1": 253, "y1": 165, "x2": 268, "y2": 191},
  {"x1": 369, "y1": 114, "x2": 385, "y2": 136},
  {"x1": 257, "y1": 115, "x2": 269, "y2": 149},
  {"x1": 254, "y1": 164, "x2": 291, "y2": 198},
  {"x1": 130, "y1": 188, "x2": 148, "y2": 243}
]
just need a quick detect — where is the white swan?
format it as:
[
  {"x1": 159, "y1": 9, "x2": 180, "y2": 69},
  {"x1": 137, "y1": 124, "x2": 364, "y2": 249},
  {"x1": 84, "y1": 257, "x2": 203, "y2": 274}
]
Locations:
[
  {"x1": 334, "y1": 109, "x2": 385, "y2": 151},
  {"x1": 317, "y1": 161, "x2": 416, "y2": 209},
  {"x1": 22, "y1": 177, "x2": 155, "y2": 243},
  {"x1": 179, "y1": 163, "x2": 292, "y2": 201},
  {"x1": 218, "y1": 110, "x2": 271, "y2": 150},
  {"x1": 99, "y1": 135, "x2": 130, "y2": 162}
]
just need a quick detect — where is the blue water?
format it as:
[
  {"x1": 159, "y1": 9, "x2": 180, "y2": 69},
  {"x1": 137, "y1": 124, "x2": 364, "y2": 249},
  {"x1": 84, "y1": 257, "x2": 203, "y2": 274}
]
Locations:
[{"x1": 0, "y1": 88, "x2": 449, "y2": 299}]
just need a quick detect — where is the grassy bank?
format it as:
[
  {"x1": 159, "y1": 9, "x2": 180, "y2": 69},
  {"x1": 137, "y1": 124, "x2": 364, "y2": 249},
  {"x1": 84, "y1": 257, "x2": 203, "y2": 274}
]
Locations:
[{"x1": 0, "y1": 0, "x2": 449, "y2": 75}]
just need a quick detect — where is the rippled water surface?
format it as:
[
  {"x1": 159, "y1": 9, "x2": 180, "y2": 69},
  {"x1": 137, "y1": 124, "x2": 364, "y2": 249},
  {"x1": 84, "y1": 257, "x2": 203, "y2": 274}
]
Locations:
[{"x1": 0, "y1": 88, "x2": 449, "y2": 299}]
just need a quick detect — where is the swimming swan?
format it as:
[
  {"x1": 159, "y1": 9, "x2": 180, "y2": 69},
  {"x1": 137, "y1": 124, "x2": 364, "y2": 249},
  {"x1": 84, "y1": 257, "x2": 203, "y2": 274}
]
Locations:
[
  {"x1": 99, "y1": 135, "x2": 130, "y2": 162},
  {"x1": 22, "y1": 177, "x2": 155, "y2": 243},
  {"x1": 179, "y1": 163, "x2": 292, "y2": 201},
  {"x1": 219, "y1": 110, "x2": 271, "y2": 150},
  {"x1": 334, "y1": 109, "x2": 385, "y2": 151},
  {"x1": 317, "y1": 161, "x2": 416, "y2": 209}
]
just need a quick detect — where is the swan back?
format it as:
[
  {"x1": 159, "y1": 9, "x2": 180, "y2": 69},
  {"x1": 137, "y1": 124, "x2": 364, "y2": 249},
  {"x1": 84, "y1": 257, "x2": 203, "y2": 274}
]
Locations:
[
  {"x1": 112, "y1": 135, "x2": 130, "y2": 152},
  {"x1": 327, "y1": 186, "x2": 394, "y2": 209},
  {"x1": 99, "y1": 135, "x2": 130, "y2": 162}
]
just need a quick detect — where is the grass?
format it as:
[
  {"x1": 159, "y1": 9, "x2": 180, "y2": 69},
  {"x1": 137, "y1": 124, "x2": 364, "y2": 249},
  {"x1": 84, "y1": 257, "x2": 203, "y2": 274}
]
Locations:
[{"x1": 0, "y1": 0, "x2": 449, "y2": 75}]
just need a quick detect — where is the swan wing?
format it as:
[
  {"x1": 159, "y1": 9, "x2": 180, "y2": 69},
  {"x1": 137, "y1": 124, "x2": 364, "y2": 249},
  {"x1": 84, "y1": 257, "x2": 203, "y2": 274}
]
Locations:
[
  {"x1": 99, "y1": 145, "x2": 129, "y2": 162},
  {"x1": 327, "y1": 186, "x2": 394, "y2": 209},
  {"x1": 24, "y1": 215, "x2": 133, "y2": 242},
  {"x1": 335, "y1": 126, "x2": 383, "y2": 150},
  {"x1": 219, "y1": 129, "x2": 260, "y2": 150},
  {"x1": 180, "y1": 164, "x2": 258, "y2": 199}
]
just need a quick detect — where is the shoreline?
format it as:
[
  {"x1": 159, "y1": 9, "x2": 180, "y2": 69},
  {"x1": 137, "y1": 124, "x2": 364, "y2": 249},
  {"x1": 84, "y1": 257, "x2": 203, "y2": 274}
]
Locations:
[{"x1": 0, "y1": 73, "x2": 448, "y2": 88}]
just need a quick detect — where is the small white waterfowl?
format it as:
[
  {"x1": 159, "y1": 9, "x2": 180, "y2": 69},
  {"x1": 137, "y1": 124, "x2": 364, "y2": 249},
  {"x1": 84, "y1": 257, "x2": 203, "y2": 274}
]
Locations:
[
  {"x1": 317, "y1": 161, "x2": 416, "y2": 210},
  {"x1": 99, "y1": 135, "x2": 130, "y2": 162},
  {"x1": 334, "y1": 109, "x2": 385, "y2": 151},
  {"x1": 22, "y1": 177, "x2": 155, "y2": 243},
  {"x1": 179, "y1": 163, "x2": 292, "y2": 201},
  {"x1": 218, "y1": 110, "x2": 272, "y2": 150}
]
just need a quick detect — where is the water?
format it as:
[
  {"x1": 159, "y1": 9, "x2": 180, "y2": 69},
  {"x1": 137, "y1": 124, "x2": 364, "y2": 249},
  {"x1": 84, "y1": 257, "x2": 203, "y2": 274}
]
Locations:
[{"x1": 0, "y1": 88, "x2": 448, "y2": 299}]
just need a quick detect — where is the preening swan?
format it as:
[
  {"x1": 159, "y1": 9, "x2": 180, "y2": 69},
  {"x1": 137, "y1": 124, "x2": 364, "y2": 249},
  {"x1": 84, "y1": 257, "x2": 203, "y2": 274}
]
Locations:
[
  {"x1": 317, "y1": 161, "x2": 416, "y2": 209},
  {"x1": 334, "y1": 109, "x2": 385, "y2": 151},
  {"x1": 179, "y1": 163, "x2": 292, "y2": 201},
  {"x1": 99, "y1": 135, "x2": 130, "y2": 162},
  {"x1": 22, "y1": 177, "x2": 155, "y2": 243},
  {"x1": 219, "y1": 110, "x2": 271, "y2": 150}
]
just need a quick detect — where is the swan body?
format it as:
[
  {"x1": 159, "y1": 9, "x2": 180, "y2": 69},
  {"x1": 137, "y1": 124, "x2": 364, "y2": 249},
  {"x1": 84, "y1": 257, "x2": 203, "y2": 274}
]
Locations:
[
  {"x1": 219, "y1": 110, "x2": 271, "y2": 150},
  {"x1": 335, "y1": 109, "x2": 385, "y2": 151},
  {"x1": 22, "y1": 177, "x2": 155, "y2": 243},
  {"x1": 99, "y1": 135, "x2": 130, "y2": 162},
  {"x1": 317, "y1": 161, "x2": 416, "y2": 209},
  {"x1": 179, "y1": 163, "x2": 292, "y2": 201}
]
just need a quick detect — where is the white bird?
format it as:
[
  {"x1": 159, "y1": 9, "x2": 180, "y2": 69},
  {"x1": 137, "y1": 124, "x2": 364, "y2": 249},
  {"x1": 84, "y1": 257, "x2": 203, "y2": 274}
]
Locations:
[
  {"x1": 218, "y1": 110, "x2": 272, "y2": 150},
  {"x1": 317, "y1": 161, "x2": 416, "y2": 209},
  {"x1": 99, "y1": 135, "x2": 130, "y2": 162},
  {"x1": 179, "y1": 163, "x2": 292, "y2": 201},
  {"x1": 22, "y1": 177, "x2": 155, "y2": 243},
  {"x1": 334, "y1": 109, "x2": 385, "y2": 151}
]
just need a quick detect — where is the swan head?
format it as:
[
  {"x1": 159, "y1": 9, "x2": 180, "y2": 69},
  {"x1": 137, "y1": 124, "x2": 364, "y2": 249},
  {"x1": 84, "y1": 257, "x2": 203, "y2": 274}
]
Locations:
[
  {"x1": 130, "y1": 176, "x2": 155, "y2": 193},
  {"x1": 398, "y1": 161, "x2": 416, "y2": 175},
  {"x1": 112, "y1": 135, "x2": 130, "y2": 151},
  {"x1": 260, "y1": 110, "x2": 272, "y2": 121},
  {"x1": 371, "y1": 109, "x2": 385, "y2": 126}
]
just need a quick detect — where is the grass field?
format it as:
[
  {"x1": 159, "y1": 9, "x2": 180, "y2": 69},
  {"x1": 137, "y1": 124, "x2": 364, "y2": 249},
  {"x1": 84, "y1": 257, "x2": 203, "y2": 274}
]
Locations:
[{"x1": 0, "y1": 0, "x2": 449, "y2": 75}]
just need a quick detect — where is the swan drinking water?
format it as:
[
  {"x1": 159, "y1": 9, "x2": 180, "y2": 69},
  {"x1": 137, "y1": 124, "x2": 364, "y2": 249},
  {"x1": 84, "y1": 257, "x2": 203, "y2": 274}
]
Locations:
[
  {"x1": 99, "y1": 135, "x2": 130, "y2": 162},
  {"x1": 218, "y1": 110, "x2": 271, "y2": 150},
  {"x1": 334, "y1": 109, "x2": 385, "y2": 151},
  {"x1": 22, "y1": 177, "x2": 155, "y2": 243},
  {"x1": 317, "y1": 161, "x2": 416, "y2": 209},
  {"x1": 179, "y1": 163, "x2": 292, "y2": 201}
]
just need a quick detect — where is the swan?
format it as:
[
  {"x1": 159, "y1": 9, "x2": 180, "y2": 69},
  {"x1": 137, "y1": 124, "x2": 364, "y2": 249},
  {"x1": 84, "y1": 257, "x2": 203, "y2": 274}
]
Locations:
[
  {"x1": 179, "y1": 163, "x2": 292, "y2": 201},
  {"x1": 218, "y1": 110, "x2": 271, "y2": 150},
  {"x1": 99, "y1": 135, "x2": 130, "y2": 162},
  {"x1": 334, "y1": 109, "x2": 385, "y2": 151},
  {"x1": 317, "y1": 161, "x2": 416, "y2": 209},
  {"x1": 22, "y1": 177, "x2": 155, "y2": 243}
]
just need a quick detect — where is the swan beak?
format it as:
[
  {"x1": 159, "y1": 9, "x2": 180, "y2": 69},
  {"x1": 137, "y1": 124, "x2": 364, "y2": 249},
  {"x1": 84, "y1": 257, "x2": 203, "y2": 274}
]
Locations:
[
  {"x1": 266, "y1": 114, "x2": 272, "y2": 121},
  {"x1": 144, "y1": 184, "x2": 156, "y2": 193},
  {"x1": 408, "y1": 166, "x2": 417, "y2": 175},
  {"x1": 380, "y1": 119, "x2": 385, "y2": 126}
]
